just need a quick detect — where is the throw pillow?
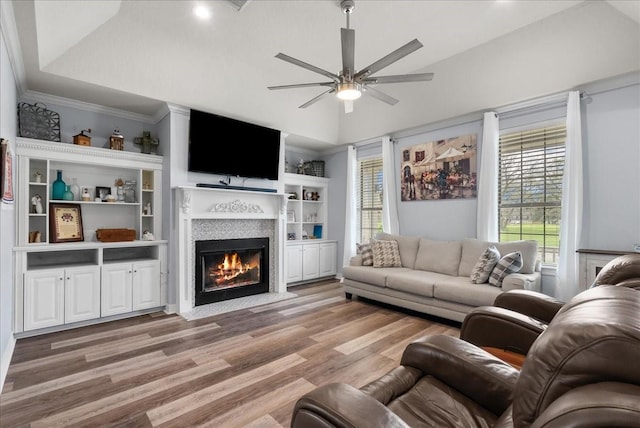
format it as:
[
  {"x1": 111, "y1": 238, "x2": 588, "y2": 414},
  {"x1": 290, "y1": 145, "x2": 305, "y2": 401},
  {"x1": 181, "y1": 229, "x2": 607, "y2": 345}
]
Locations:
[
  {"x1": 489, "y1": 251, "x2": 523, "y2": 287},
  {"x1": 356, "y1": 242, "x2": 374, "y2": 266},
  {"x1": 372, "y1": 239, "x2": 402, "y2": 268},
  {"x1": 470, "y1": 246, "x2": 501, "y2": 284}
]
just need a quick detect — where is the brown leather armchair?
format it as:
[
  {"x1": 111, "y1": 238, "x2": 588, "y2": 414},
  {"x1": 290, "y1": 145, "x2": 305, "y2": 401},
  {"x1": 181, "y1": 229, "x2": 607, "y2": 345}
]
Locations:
[
  {"x1": 460, "y1": 253, "x2": 640, "y2": 355},
  {"x1": 291, "y1": 286, "x2": 640, "y2": 427}
]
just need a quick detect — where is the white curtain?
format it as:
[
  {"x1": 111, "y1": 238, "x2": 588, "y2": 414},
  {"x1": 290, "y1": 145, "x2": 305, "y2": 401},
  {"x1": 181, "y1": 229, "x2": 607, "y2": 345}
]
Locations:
[
  {"x1": 382, "y1": 136, "x2": 400, "y2": 234},
  {"x1": 556, "y1": 91, "x2": 583, "y2": 300},
  {"x1": 477, "y1": 112, "x2": 499, "y2": 241},
  {"x1": 342, "y1": 145, "x2": 358, "y2": 269}
]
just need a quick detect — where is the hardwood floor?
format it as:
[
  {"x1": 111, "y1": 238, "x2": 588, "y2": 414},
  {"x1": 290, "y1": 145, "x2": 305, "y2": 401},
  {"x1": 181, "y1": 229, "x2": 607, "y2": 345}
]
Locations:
[{"x1": 0, "y1": 280, "x2": 460, "y2": 427}]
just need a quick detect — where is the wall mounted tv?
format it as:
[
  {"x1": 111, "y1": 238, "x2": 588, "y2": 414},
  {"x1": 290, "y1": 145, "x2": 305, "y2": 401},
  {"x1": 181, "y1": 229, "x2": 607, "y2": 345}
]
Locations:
[{"x1": 188, "y1": 109, "x2": 281, "y2": 180}]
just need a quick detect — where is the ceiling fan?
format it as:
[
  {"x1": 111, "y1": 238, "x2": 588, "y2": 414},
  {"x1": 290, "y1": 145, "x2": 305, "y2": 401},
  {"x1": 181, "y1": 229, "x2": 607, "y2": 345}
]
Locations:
[{"x1": 268, "y1": 0, "x2": 434, "y2": 113}]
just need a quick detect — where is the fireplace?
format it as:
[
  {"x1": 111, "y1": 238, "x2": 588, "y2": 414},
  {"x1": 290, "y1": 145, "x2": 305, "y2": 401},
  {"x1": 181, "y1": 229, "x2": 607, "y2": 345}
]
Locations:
[{"x1": 195, "y1": 237, "x2": 270, "y2": 306}]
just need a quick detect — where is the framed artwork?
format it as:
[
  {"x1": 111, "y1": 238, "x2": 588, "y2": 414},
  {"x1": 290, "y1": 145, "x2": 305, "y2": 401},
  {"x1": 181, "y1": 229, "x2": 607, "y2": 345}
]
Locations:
[
  {"x1": 49, "y1": 203, "x2": 84, "y2": 243},
  {"x1": 95, "y1": 186, "x2": 111, "y2": 201},
  {"x1": 287, "y1": 210, "x2": 295, "y2": 222},
  {"x1": 1, "y1": 138, "x2": 14, "y2": 204},
  {"x1": 400, "y1": 133, "x2": 478, "y2": 201}
]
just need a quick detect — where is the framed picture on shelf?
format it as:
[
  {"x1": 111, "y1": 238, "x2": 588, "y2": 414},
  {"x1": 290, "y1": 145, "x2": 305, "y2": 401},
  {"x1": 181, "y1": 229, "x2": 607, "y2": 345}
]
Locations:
[
  {"x1": 95, "y1": 186, "x2": 111, "y2": 201},
  {"x1": 287, "y1": 232, "x2": 296, "y2": 240},
  {"x1": 287, "y1": 210, "x2": 295, "y2": 222},
  {"x1": 313, "y1": 225, "x2": 323, "y2": 239},
  {"x1": 49, "y1": 203, "x2": 84, "y2": 243}
]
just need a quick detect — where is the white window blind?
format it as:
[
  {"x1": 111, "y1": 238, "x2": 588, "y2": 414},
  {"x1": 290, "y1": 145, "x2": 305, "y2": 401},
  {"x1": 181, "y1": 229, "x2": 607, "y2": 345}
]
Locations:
[
  {"x1": 499, "y1": 124, "x2": 566, "y2": 264},
  {"x1": 358, "y1": 157, "x2": 383, "y2": 243}
]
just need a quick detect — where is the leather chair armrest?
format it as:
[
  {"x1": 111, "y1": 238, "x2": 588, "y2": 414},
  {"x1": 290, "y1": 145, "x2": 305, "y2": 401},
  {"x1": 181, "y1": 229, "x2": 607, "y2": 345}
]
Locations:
[
  {"x1": 530, "y1": 382, "x2": 640, "y2": 428},
  {"x1": 494, "y1": 289, "x2": 564, "y2": 323},
  {"x1": 401, "y1": 335, "x2": 518, "y2": 416},
  {"x1": 460, "y1": 306, "x2": 547, "y2": 355},
  {"x1": 291, "y1": 383, "x2": 410, "y2": 428}
]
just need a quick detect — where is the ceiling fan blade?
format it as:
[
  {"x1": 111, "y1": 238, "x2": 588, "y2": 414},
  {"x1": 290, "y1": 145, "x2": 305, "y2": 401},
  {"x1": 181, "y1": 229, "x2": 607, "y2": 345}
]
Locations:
[
  {"x1": 275, "y1": 53, "x2": 340, "y2": 82},
  {"x1": 363, "y1": 86, "x2": 399, "y2": 106},
  {"x1": 355, "y1": 39, "x2": 423, "y2": 80},
  {"x1": 361, "y1": 73, "x2": 434, "y2": 85},
  {"x1": 341, "y1": 28, "x2": 355, "y2": 78},
  {"x1": 299, "y1": 88, "x2": 335, "y2": 108},
  {"x1": 268, "y1": 82, "x2": 335, "y2": 90}
]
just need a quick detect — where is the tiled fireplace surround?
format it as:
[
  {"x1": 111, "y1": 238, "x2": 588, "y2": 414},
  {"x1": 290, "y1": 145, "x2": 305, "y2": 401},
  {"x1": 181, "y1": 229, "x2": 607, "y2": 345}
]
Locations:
[{"x1": 174, "y1": 186, "x2": 287, "y2": 315}]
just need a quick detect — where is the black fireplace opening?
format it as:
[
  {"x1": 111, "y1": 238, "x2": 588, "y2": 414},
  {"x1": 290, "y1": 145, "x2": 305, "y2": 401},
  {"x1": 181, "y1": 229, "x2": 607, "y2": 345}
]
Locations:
[{"x1": 195, "y1": 237, "x2": 269, "y2": 306}]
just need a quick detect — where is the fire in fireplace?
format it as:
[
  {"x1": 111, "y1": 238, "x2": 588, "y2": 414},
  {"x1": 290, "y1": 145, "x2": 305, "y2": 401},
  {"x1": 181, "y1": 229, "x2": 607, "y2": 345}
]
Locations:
[{"x1": 195, "y1": 237, "x2": 269, "y2": 306}]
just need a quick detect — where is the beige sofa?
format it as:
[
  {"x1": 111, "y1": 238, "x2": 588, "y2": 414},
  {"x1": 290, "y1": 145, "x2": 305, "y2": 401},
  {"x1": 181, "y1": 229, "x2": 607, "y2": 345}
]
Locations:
[{"x1": 342, "y1": 233, "x2": 541, "y2": 322}]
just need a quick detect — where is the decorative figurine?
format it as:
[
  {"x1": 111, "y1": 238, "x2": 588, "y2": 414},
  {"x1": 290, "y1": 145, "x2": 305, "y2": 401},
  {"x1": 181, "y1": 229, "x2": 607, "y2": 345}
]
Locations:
[
  {"x1": 141, "y1": 230, "x2": 155, "y2": 241},
  {"x1": 109, "y1": 129, "x2": 125, "y2": 151},
  {"x1": 82, "y1": 188, "x2": 91, "y2": 201},
  {"x1": 33, "y1": 171, "x2": 43, "y2": 183},
  {"x1": 134, "y1": 131, "x2": 159, "y2": 154},
  {"x1": 144, "y1": 202, "x2": 152, "y2": 215},
  {"x1": 31, "y1": 194, "x2": 43, "y2": 214}
]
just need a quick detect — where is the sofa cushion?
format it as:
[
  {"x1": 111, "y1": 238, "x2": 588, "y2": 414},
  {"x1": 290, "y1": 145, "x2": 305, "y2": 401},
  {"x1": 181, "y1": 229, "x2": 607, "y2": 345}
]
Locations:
[
  {"x1": 433, "y1": 276, "x2": 504, "y2": 307},
  {"x1": 343, "y1": 266, "x2": 409, "y2": 287},
  {"x1": 459, "y1": 238, "x2": 538, "y2": 275},
  {"x1": 414, "y1": 239, "x2": 462, "y2": 276},
  {"x1": 377, "y1": 233, "x2": 420, "y2": 269},
  {"x1": 470, "y1": 246, "x2": 501, "y2": 284},
  {"x1": 385, "y1": 270, "x2": 440, "y2": 297},
  {"x1": 489, "y1": 252, "x2": 523, "y2": 287},
  {"x1": 357, "y1": 242, "x2": 374, "y2": 266},
  {"x1": 372, "y1": 239, "x2": 403, "y2": 268}
]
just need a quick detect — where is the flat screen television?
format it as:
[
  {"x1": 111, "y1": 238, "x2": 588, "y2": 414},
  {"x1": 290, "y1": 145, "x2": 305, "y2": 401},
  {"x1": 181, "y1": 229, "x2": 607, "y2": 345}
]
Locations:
[{"x1": 188, "y1": 109, "x2": 281, "y2": 180}]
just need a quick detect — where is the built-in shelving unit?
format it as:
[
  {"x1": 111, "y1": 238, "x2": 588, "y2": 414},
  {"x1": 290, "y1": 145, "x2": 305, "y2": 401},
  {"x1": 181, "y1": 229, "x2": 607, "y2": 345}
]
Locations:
[
  {"x1": 283, "y1": 173, "x2": 336, "y2": 285},
  {"x1": 14, "y1": 138, "x2": 167, "y2": 335}
]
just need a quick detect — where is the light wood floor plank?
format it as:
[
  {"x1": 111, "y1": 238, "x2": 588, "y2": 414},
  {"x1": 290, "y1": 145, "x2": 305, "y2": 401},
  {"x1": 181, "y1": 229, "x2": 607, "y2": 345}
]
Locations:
[{"x1": 0, "y1": 280, "x2": 461, "y2": 428}]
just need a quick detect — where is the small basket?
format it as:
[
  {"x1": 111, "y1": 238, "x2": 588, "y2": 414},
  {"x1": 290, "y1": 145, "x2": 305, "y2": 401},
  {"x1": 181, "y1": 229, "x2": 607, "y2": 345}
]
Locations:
[
  {"x1": 17, "y1": 102, "x2": 61, "y2": 142},
  {"x1": 310, "y1": 160, "x2": 325, "y2": 177}
]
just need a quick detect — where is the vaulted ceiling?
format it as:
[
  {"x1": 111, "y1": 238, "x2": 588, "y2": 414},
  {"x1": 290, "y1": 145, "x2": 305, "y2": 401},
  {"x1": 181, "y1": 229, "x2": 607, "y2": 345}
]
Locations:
[{"x1": 6, "y1": 0, "x2": 640, "y2": 150}]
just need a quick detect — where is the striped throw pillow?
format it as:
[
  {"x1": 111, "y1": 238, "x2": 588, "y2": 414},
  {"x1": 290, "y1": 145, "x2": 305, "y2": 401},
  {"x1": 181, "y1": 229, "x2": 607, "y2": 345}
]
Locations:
[
  {"x1": 356, "y1": 242, "x2": 374, "y2": 266},
  {"x1": 470, "y1": 246, "x2": 501, "y2": 284},
  {"x1": 489, "y1": 251, "x2": 523, "y2": 287}
]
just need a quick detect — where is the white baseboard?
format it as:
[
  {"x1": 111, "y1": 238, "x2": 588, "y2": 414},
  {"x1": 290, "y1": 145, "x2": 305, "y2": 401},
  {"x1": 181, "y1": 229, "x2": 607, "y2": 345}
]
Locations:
[
  {"x1": 1, "y1": 336, "x2": 16, "y2": 392},
  {"x1": 164, "y1": 304, "x2": 177, "y2": 314}
]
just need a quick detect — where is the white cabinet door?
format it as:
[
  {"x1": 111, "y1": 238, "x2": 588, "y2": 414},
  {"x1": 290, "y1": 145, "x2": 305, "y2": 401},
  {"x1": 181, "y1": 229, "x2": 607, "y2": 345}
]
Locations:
[
  {"x1": 24, "y1": 269, "x2": 65, "y2": 331},
  {"x1": 319, "y1": 242, "x2": 337, "y2": 277},
  {"x1": 101, "y1": 263, "x2": 133, "y2": 316},
  {"x1": 132, "y1": 260, "x2": 161, "y2": 310},
  {"x1": 302, "y1": 243, "x2": 320, "y2": 280},
  {"x1": 65, "y1": 266, "x2": 101, "y2": 323},
  {"x1": 286, "y1": 244, "x2": 303, "y2": 283}
]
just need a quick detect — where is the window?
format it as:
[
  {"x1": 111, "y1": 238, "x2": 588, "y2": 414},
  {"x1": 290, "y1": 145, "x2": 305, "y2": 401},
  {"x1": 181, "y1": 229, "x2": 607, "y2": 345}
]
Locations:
[
  {"x1": 358, "y1": 157, "x2": 383, "y2": 243},
  {"x1": 499, "y1": 124, "x2": 566, "y2": 264}
]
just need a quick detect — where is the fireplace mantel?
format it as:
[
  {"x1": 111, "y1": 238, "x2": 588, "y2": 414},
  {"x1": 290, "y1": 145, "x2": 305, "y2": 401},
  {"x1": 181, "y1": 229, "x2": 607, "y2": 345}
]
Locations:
[{"x1": 174, "y1": 186, "x2": 288, "y2": 314}]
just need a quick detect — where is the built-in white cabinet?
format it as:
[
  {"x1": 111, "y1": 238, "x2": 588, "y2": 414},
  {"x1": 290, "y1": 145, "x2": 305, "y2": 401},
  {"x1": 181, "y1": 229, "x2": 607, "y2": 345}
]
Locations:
[
  {"x1": 101, "y1": 260, "x2": 160, "y2": 316},
  {"x1": 319, "y1": 242, "x2": 337, "y2": 278},
  {"x1": 286, "y1": 241, "x2": 337, "y2": 285},
  {"x1": 14, "y1": 138, "x2": 167, "y2": 335},
  {"x1": 24, "y1": 265, "x2": 100, "y2": 330}
]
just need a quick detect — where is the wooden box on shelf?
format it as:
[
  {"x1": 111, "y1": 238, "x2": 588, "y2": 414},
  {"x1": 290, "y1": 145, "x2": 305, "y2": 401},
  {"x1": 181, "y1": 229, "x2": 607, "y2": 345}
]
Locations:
[
  {"x1": 73, "y1": 130, "x2": 91, "y2": 146},
  {"x1": 96, "y1": 228, "x2": 136, "y2": 242}
]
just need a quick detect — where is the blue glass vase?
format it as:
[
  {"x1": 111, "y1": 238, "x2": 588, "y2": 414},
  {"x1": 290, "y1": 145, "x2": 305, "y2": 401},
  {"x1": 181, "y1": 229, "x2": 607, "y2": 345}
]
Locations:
[
  {"x1": 52, "y1": 170, "x2": 66, "y2": 200},
  {"x1": 62, "y1": 185, "x2": 74, "y2": 201}
]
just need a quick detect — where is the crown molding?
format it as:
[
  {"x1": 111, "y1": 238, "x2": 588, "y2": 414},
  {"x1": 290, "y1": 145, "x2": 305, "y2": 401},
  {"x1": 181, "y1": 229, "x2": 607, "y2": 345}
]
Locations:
[
  {"x1": 0, "y1": 0, "x2": 27, "y2": 94},
  {"x1": 20, "y1": 90, "x2": 157, "y2": 124}
]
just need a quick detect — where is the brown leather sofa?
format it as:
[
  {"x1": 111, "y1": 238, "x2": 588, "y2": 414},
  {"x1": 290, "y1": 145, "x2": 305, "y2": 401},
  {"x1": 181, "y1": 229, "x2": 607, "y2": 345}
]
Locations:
[
  {"x1": 291, "y1": 286, "x2": 640, "y2": 428},
  {"x1": 460, "y1": 253, "x2": 640, "y2": 355}
]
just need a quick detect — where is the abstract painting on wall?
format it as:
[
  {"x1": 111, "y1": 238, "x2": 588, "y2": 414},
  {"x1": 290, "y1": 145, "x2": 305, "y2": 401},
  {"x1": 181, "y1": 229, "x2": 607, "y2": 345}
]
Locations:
[{"x1": 400, "y1": 134, "x2": 477, "y2": 201}]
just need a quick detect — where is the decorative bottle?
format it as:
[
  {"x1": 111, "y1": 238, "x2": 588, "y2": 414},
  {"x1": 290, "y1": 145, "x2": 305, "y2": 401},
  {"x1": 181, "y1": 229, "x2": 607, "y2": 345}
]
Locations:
[
  {"x1": 62, "y1": 185, "x2": 74, "y2": 201},
  {"x1": 69, "y1": 177, "x2": 80, "y2": 201},
  {"x1": 51, "y1": 170, "x2": 66, "y2": 200}
]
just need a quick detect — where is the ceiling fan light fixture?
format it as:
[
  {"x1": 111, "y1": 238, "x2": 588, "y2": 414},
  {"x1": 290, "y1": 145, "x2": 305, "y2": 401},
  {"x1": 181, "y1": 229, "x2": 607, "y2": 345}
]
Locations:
[{"x1": 336, "y1": 82, "x2": 362, "y2": 100}]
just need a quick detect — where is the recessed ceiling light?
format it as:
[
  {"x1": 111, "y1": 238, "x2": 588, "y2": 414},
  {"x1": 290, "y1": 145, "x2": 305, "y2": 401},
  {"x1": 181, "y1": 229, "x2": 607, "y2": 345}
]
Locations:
[{"x1": 193, "y1": 4, "x2": 212, "y2": 20}]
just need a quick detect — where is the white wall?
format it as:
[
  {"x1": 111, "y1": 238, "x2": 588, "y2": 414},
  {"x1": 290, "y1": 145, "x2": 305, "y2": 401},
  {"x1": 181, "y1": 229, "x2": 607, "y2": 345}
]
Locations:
[
  {"x1": 0, "y1": 30, "x2": 18, "y2": 389},
  {"x1": 327, "y1": 76, "x2": 640, "y2": 296}
]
